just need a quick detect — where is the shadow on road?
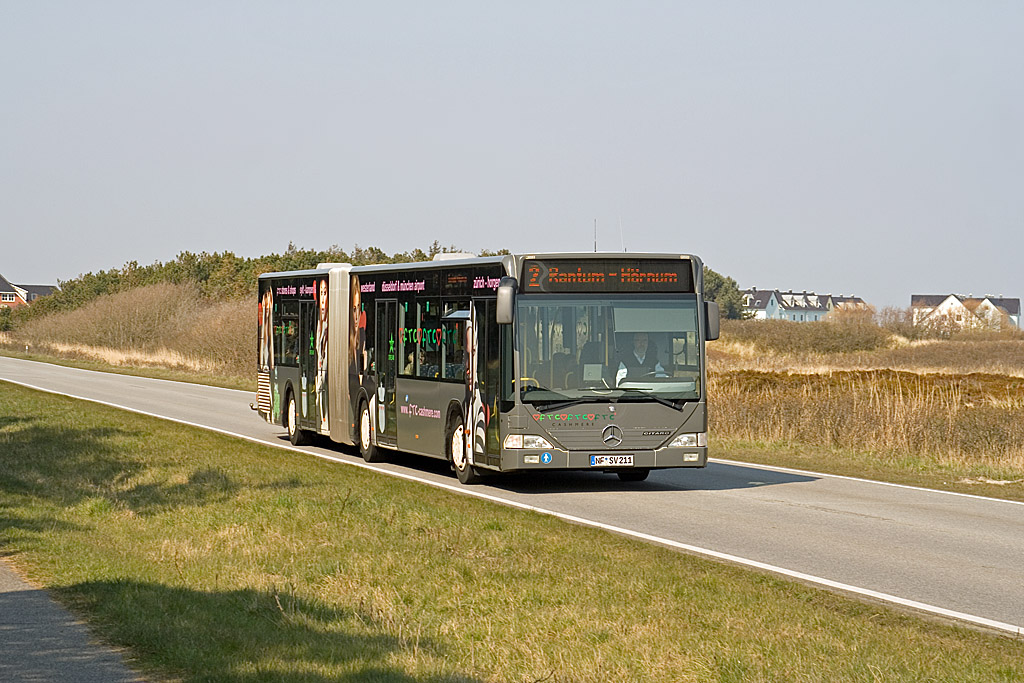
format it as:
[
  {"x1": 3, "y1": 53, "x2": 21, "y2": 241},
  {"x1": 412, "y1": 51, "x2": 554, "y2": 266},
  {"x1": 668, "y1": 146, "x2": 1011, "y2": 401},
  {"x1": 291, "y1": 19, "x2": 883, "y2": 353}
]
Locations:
[
  {"x1": 491, "y1": 461, "x2": 818, "y2": 495},
  {"x1": 278, "y1": 433, "x2": 820, "y2": 496}
]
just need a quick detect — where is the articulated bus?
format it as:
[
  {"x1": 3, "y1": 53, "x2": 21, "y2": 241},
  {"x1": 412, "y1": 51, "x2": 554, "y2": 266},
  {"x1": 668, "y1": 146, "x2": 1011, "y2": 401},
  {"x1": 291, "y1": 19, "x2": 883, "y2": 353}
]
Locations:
[{"x1": 256, "y1": 252, "x2": 719, "y2": 484}]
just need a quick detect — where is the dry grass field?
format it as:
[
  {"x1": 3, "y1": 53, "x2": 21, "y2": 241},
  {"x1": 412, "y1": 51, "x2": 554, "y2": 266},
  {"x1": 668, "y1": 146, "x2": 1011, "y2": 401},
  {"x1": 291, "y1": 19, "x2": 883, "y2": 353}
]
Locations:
[
  {"x1": 711, "y1": 337, "x2": 1024, "y2": 378},
  {"x1": 710, "y1": 369, "x2": 1024, "y2": 479},
  {"x1": 714, "y1": 318, "x2": 1024, "y2": 376},
  {"x1": 710, "y1": 319, "x2": 1024, "y2": 494}
]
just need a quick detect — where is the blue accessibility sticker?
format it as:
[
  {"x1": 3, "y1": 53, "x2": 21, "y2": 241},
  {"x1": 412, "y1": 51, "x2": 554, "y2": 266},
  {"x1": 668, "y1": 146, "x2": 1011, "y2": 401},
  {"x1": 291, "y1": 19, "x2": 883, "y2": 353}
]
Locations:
[{"x1": 541, "y1": 452, "x2": 552, "y2": 464}]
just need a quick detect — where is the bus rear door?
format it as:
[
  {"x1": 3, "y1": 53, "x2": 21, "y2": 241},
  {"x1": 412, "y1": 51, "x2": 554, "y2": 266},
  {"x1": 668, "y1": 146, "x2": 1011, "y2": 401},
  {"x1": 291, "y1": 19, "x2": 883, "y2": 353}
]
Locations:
[
  {"x1": 375, "y1": 299, "x2": 398, "y2": 446},
  {"x1": 299, "y1": 299, "x2": 317, "y2": 430}
]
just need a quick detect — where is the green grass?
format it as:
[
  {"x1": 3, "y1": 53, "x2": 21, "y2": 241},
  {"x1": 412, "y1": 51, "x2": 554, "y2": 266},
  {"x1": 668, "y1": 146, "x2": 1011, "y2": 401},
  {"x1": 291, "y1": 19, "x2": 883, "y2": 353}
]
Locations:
[{"x1": 1, "y1": 382, "x2": 1022, "y2": 682}]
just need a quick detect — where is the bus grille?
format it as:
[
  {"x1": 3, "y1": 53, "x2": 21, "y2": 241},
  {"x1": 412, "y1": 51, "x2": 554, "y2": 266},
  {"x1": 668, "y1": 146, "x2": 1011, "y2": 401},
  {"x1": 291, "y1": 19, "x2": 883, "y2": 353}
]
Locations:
[
  {"x1": 551, "y1": 429, "x2": 670, "y2": 450},
  {"x1": 257, "y1": 372, "x2": 272, "y2": 414}
]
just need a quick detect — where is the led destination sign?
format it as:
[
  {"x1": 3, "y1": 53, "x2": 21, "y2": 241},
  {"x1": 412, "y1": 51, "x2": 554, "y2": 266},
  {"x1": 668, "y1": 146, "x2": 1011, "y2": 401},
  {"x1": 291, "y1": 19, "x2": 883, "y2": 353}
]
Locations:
[{"x1": 522, "y1": 258, "x2": 694, "y2": 293}]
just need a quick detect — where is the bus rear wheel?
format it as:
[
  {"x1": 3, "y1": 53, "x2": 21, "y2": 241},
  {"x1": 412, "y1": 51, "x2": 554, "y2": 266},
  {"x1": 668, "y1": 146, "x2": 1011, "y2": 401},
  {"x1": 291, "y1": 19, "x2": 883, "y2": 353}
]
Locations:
[
  {"x1": 448, "y1": 413, "x2": 482, "y2": 485},
  {"x1": 287, "y1": 392, "x2": 310, "y2": 446},
  {"x1": 359, "y1": 400, "x2": 384, "y2": 462},
  {"x1": 617, "y1": 468, "x2": 650, "y2": 482}
]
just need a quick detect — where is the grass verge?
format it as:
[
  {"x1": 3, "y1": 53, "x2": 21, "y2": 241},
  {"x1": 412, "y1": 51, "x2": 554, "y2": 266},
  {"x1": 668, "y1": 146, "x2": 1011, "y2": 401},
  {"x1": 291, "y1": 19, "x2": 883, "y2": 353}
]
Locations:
[{"x1": 1, "y1": 382, "x2": 1022, "y2": 682}]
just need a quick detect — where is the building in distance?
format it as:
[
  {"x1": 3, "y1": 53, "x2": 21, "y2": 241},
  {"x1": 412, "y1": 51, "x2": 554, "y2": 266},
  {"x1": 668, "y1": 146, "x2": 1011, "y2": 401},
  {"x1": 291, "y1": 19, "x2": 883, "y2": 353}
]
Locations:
[
  {"x1": 911, "y1": 294, "x2": 1020, "y2": 331},
  {"x1": 742, "y1": 289, "x2": 868, "y2": 322},
  {"x1": 0, "y1": 273, "x2": 57, "y2": 309}
]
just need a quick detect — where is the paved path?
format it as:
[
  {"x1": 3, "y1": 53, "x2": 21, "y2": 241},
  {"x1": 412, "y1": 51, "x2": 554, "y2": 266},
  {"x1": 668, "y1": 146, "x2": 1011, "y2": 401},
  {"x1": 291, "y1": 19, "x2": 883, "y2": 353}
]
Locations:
[{"x1": 0, "y1": 557, "x2": 142, "y2": 682}]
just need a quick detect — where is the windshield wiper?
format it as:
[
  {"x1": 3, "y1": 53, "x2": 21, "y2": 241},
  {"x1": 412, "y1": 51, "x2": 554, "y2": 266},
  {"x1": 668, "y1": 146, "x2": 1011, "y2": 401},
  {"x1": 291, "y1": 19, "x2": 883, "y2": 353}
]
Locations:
[
  {"x1": 520, "y1": 386, "x2": 573, "y2": 405},
  {"x1": 539, "y1": 398, "x2": 596, "y2": 412},
  {"x1": 613, "y1": 388, "x2": 682, "y2": 411}
]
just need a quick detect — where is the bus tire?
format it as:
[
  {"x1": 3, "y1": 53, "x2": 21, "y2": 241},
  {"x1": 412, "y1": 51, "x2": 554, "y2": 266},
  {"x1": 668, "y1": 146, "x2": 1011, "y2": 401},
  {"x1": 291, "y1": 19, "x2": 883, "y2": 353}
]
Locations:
[
  {"x1": 448, "y1": 412, "x2": 482, "y2": 485},
  {"x1": 287, "y1": 391, "x2": 310, "y2": 446},
  {"x1": 358, "y1": 400, "x2": 384, "y2": 463},
  {"x1": 617, "y1": 468, "x2": 650, "y2": 482}
]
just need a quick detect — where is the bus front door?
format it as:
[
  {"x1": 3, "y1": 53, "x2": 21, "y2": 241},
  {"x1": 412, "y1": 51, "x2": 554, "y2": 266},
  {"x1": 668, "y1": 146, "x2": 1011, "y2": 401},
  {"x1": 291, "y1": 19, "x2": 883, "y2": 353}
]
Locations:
[{"x1": 375, "y1": 299, "x2": 398, "y2": 446}]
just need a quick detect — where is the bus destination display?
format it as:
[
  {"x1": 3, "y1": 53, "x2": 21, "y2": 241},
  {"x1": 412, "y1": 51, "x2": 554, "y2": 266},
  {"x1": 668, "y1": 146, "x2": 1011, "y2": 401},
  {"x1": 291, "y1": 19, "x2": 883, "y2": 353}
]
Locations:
[{"x1": 521, "y1": 258, "x2": 694, "y2": 293}]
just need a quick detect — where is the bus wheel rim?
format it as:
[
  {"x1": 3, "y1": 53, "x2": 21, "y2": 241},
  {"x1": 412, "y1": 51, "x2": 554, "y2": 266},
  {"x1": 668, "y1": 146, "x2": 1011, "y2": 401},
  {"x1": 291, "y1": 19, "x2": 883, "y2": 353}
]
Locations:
[
  {"x1": 361, "y1": 406, "x2": 371, "y2": 450},
  {"x1": 452, "y1": 423, "x2": 465, "y2": 469}
]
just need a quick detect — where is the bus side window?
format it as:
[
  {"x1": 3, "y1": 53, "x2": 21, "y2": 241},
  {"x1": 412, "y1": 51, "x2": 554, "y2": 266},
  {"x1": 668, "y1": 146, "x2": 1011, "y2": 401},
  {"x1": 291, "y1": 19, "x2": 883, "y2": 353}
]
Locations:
[
  {"x1": 443, "y1": 319, "x2": 466, "y2": 380},
  {"x1": 672, "y1": 333, "x2": 698, "y2": 371},
  {"x1": 363, "y1": 301, "x2": 375, "y2": 374},
  {"x1": 418, "y1": 298, "x2": 440, "y2": 378},
  {"x1": 277, "y1": 299, "x2": 300, "y2": 367},
  {"x1": 285, "y1": 320, "x2": 299, "y2": 365},
  {"x1": 398, "y1": 301, "x2": 412, "y2": 376},
  {"x1": 273, "y1": 322, "x2": 284, "y2": 366}
]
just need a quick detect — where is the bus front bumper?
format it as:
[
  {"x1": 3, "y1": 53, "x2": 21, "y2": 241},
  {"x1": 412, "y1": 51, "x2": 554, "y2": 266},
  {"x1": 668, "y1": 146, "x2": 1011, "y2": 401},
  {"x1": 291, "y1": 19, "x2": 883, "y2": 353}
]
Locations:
[{"x1": 497, "y1": 446, "x2": 707, "y2": 473}]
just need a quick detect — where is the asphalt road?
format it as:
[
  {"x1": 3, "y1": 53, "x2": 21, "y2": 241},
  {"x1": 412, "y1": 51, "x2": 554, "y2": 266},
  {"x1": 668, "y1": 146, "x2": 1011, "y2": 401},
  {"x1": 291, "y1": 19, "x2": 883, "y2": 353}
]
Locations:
[{"x1": 2, "y1": 355, "x2": 1022, "y2": 636}]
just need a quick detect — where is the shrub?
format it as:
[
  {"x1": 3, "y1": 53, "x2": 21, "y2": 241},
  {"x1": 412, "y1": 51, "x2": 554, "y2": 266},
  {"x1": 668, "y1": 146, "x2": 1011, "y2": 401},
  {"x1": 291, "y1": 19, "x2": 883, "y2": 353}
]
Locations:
[
  {"x1": 12, "y1": 283, "x2": 253, "y2": 381},
  {"x1": 720, "y1": 317, "x2": 890, "y2": 355},
  {"x1": 17, "y1": 283, "x2": 201, "y2": 350},
  {"x1": 168, "y1": 298, "x2": 252, "y2": 380}
]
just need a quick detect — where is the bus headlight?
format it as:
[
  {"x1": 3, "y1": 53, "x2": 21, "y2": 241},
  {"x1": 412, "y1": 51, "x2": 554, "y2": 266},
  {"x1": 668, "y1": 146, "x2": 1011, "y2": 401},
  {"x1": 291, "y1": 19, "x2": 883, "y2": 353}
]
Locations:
[
  {"x1": 669, "y1": 433, "x2": 706, "y2": 448},
  {"x1": 503, "y1": 434, "x2": 554, "y2": 449}
]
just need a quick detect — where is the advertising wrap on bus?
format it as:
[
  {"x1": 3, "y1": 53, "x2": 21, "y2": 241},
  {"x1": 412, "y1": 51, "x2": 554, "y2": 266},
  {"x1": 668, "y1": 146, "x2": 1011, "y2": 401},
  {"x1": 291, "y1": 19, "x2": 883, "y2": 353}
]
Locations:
[{"x1": 255, "y1": 252, "x2": 717, "y2": 485}]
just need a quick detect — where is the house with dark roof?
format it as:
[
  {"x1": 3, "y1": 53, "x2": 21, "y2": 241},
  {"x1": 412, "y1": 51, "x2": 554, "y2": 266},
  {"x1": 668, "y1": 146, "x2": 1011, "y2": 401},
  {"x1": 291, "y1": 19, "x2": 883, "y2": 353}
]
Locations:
[
  {"x1": 911, "y1": 294, "x2": 1020, "y2": 330},
  {"x1": 742, "y1": 289, "x2": 869, "y2": 322},
  {"x1": 830, "y1": 294, "x2": 869, "y2": 311},
  {"x1": 776, "y1": 290, "x2": 830, "y2": 322},
  {"x1": 742, "y1": 289, "x2": 781, "y2": 319},
  {"x1": 0, "y1": 273, "x2": 57, "y2": 309}
]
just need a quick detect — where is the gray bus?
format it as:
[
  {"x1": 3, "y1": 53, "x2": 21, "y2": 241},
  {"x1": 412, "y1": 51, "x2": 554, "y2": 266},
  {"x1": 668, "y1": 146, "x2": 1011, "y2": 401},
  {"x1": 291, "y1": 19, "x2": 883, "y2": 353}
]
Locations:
[{"x1": 256, "y1": 252, "x2": 719, "y2": 484}]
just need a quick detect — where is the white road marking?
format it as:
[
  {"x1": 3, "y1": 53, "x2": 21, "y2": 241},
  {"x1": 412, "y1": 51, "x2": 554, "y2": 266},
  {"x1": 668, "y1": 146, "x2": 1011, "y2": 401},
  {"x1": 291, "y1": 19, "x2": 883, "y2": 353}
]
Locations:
[{"x1": 714, "y1": 458, "x2": 1024, "y2": 508}]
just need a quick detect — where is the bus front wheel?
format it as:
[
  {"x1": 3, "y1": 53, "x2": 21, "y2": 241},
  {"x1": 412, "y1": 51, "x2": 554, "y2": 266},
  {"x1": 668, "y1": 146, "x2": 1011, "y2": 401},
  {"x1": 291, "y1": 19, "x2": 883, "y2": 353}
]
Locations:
[
  {"x1": 359, "y1": 400, "x2": 384, "y2": 463},
  {"x1": 448, "y1": 413, "x2": 482, "y2": 485},
  {"x1": 287, "y1": 392, "x2": 310, "y2": 446}
]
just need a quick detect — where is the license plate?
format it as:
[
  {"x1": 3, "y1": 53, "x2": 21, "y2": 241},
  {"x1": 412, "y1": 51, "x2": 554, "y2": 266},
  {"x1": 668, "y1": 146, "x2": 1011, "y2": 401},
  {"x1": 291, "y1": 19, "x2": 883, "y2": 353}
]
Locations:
[{"x1": 590, "y1": 454, "x2": 634, "y2": 467}]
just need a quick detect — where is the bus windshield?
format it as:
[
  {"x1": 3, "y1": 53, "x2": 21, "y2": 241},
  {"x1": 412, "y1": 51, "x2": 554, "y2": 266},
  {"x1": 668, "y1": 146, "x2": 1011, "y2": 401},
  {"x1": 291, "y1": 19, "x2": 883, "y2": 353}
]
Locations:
[{"x1": 516, "y1": 294, "x2": 701, "y2": 405}]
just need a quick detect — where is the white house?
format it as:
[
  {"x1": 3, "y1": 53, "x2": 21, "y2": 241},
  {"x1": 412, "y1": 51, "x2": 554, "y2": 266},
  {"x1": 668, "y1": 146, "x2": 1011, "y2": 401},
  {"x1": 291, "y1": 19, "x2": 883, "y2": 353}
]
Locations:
[
  {"x1": 742, "y1": 289, "x2": 781, "y2": 319},
  {"x1": 911, "y1": 294, "x2": 1020, "y2": 331}
]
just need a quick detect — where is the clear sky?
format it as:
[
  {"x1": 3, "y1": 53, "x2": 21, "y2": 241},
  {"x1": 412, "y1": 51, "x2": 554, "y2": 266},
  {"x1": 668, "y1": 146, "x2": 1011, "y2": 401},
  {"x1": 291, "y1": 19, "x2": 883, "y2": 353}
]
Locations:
[{"x1": 2, "y1": 2, "x2": 1021, "y2": 309}]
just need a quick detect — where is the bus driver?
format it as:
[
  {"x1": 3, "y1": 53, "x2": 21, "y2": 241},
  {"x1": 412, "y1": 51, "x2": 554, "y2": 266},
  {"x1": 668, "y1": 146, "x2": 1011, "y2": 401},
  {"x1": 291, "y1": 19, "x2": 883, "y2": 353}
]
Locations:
[{"x1": 615, "y1": 332, "x2": 666, "y2": 385}]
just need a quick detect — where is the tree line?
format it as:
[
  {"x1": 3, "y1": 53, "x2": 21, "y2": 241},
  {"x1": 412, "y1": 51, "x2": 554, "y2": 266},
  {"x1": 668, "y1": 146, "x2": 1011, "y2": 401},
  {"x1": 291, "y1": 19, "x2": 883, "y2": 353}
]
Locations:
[{"x1": 3, "y1": 244, "x2": 746, "y2": 330}]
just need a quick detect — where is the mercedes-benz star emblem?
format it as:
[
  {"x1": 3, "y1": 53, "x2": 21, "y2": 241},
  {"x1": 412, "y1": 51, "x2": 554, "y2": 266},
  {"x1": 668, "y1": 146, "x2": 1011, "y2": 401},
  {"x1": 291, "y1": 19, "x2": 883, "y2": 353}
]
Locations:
[{"x1": 602, "y1": 424, "x2": 623, "y2": 448}]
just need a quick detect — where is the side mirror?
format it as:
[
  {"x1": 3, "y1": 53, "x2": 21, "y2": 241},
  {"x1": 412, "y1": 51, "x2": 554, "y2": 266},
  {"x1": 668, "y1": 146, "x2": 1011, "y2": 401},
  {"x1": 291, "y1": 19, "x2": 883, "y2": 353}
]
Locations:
[
  {"x1": 496, "y1": 277, "x2": 517, "y2": 324},
  {"x1": 704, "y1": 301, "x2": 720, "y2": 341}
]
